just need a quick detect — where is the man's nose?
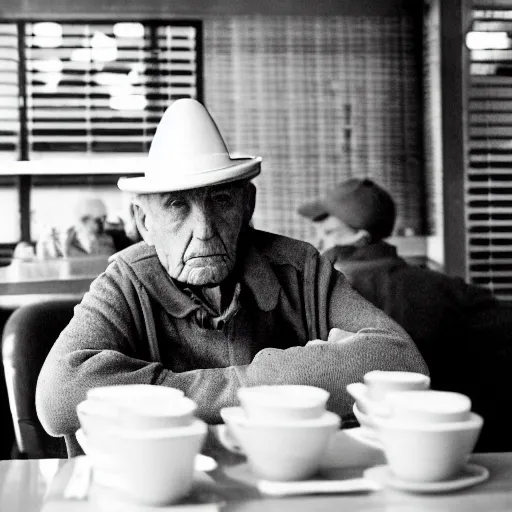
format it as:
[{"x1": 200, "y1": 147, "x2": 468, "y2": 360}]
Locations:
[{"x1": 192, "y1": 204, "x2": 215, "y2": 240}]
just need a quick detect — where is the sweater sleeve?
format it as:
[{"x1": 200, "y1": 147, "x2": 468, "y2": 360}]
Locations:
[
  {"x1": 157, "y1": 253, "x2": 428, "y2": 423},
  {"x1": 36, "y1": 253, "x2": 428, "y2": 438}
]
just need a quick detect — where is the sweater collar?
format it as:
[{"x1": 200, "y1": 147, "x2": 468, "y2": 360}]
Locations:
[{"x1": 115, "y1": 240, "x2": 281, "y2": 317}]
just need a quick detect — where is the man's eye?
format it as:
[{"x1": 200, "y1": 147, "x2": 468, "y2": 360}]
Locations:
[
  {"x1": 165, "y1": 199, "x2": 187, "y2": 209},
  {"x1": 212, "y1": 193, "x2": 232, "y2": 205}
]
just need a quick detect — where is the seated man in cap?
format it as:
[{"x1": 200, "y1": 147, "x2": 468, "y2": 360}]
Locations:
[
  {"x1": 298, "y1": 178, "x2": 512, "y2": 450},
  {"x1": 36, "y1": 100, "x2": 427, "y2": 457}
]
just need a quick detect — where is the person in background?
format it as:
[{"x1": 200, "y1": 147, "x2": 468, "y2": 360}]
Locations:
[
  {"x1": 36, "y1": 99, "x2": 428, "y2": 457},
  {"x1": 104, "y1": 197, "x2": 143, "y2": 251},
  {"x1": 298, "y1": 178, "x2": 512, "y2": 451},
  {"x1": 36, "y1": 197, "x2": 117, "y2": 259}
]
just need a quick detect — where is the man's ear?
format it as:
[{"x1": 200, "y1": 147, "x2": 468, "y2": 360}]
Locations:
[
  {"x1": 244, "y1": 182, "x2": 257, "y2": 225},
  {"x1": 132, "y1": 199, "x2": 154, "y2": 246}
]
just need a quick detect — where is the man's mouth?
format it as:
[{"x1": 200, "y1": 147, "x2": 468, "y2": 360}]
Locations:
[{"x1": 185, "y1": 255, "x2": 226, "y2": 265}]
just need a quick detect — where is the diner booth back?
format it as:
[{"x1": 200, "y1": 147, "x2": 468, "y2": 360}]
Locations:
[{"x1": 2, "y1": 300, "x2": 74, "y2": 459}]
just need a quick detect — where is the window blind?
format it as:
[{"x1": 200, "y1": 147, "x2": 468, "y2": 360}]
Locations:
[
  {"x1": 0, "y1": 23, "x2": 19, "y2": 159},
  {"x1": 24, "y1": 21, "x2": 198, "y2": 157},
  {"x1": 467, "y1": 3, "x2": 512, "y2": 300},
  {"x1": 0, "y1": 23, "x2": 21, "y2": 244}
]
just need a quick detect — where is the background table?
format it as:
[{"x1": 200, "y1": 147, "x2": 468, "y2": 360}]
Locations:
[
  {"x1": 1, "y1": 452, "x2": 512, "y2": 512},
  {"x1": 0, "y1": 256, "x2": 110, "y2": 309}
]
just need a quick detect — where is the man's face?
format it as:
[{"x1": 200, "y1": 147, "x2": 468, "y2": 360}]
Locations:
[
  {"x1": 136, "y1": 183, "x2": 249, "y2": 286},
  {"x1": 314, "y1": 215, "x2": 359, "y2": 251},
  {"x1": 80, "y1": 215, "x2": 106, "y2": 237}
]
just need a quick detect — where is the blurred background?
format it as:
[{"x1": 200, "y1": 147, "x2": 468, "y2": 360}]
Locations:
[
  {"x1": 1, "y1": 0, "x2": 512, "y2": 460},
  {"x1": 0, "y1": 0, "x2": 508, "y2": 295}
]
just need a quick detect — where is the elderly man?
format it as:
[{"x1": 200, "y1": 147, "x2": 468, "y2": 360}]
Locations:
[{"x1": 36, "y1": 99, "x2": 427, "y2": 457}]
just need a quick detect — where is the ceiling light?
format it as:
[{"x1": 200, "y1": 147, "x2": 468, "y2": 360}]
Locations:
[
  {"x1": 32, "y1": 22, "x2": 63, "y2": 48},
  {"x1": 70, "y1": 48, "x2": 92, "y2": 62},
  {"x1": 109, "y1": 94, "x2": 147, "y2": 111},
  {"x1": 466, "y1": 31, "x2": 510, "y2": 50},
  {"x1": 91, "y1": 32, "x2": 118, "y2": 62},
  {"x1": 113, "y1": 23, "x2": 144, "y2": 38}
]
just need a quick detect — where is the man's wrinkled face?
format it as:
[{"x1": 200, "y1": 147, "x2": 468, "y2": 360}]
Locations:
[{"x1": 136, "y1": 183, "x2": 249, "y2": 286}]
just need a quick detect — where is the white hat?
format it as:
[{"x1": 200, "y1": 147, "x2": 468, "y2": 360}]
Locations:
[{"x1": 118, "y1": 99, "x2": 262, "y2": 194}]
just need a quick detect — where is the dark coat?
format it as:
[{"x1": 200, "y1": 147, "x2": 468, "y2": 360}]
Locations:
[{"x1": 326, "y1": 241, "x2": 512, "y2": 451}]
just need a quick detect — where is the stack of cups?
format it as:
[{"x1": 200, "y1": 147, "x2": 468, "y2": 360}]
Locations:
[
  {"x1": 347, "y1": 371, "x2": 484, "y2": 483},
  {"x1": 219, "y1": 385, "x2": 340, "y2": 481},
  {"x1": 76, "y1": 384, "x2": 207, "y2": 506}
]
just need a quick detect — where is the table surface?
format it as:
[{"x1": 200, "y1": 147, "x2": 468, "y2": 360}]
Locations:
[
  {"x1": 1, "y1": 449, "x2": 512, "y2": 512},
  {"x1": 0, "y1": 256, "x2": 109, "y2": 309}
]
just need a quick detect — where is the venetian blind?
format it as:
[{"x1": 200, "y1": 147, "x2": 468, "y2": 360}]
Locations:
[
  {"x1": 0, "y1": 23, "x2": 19, "y2": 159},
  {"x1": 467, "y1": 3, "x2": 512, "y2": 300},
  {"x1": 0, "y1": 23, "x2": 21, "y2": 244},
  {"x1": 24, "y1": 21, "x2": 199, "y2": 158}
]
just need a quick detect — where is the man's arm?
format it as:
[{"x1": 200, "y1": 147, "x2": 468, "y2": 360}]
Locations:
[{"x1": 36, "y1": 256, "x2": 427, "y2": 438}]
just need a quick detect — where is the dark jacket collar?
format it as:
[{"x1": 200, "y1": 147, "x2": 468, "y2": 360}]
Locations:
[
  {"x1": 114, "y1": 239, "x2": 281, "y2": 318},
  {"x1": 323, "y1": 241, "x2": 399, "y2": 263}
]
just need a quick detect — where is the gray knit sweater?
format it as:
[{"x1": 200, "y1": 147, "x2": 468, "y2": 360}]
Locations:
[{"x1": 35, "y1": 229, "x2": 428, "y2": 456}]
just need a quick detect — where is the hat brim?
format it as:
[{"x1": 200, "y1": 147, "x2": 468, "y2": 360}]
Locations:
[
  {"x1": 117, "y1": 157, "x2": 262, "y2": 194},
  {"x1": 297, "y1": 200, "x2": 330, "y2": 220}
]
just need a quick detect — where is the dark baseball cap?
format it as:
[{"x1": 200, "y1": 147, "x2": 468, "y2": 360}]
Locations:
[{"x1": 297, "y1": 178, "x2": 396, "y2": 241}]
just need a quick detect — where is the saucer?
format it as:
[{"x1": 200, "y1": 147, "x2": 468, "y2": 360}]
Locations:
[
  {"x1": 363, "y1": 463, "x2": 489, "y2": 494},
  {"x1": 88, "y1": 471, "x2": 225, "y2": 512}
]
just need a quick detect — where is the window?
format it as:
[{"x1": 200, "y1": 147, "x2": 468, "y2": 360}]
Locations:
[
  {"x1": 466, "y1": 5, "x2": 512, "y2": 300},
  {"x1": 0, "y1": 19, "x2": 202, "y2": 246},
  {"x1": 0, "y1": 23, "x2": 20, "y2": 245}
]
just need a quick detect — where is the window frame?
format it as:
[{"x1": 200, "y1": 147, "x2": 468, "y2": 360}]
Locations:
[{"x1": 0, "y1": 18, "x2": 204, "y2": 248}]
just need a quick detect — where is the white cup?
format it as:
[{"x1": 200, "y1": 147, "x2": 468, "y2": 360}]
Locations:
[
  {"x1": 80, "y1": 385, "x2": 193, "y2": 432},
  {"x1": 347, "y1": 371, "x2": 430, "y2": 419},
  {"x1": 76, "y1": 399, "x2": 119, "y2": 436},
  {"x1": 117, "y1": 396, "x2": 198, "y2": 430},
  {"x1": 375, "y1": 412, "x2": 483, "y2": 482},
  {"x1": 83, "y1": 419, "x2": 207, "y2": 506},
  {"x1": 237, "y1": 385, "x2": 330, "y2": 422},
  {"x1": 87, "y1": 384, "x2": 184, "y2": 405},
  {"x1": 385, "y1": 390, "x2": 472, "y2": 424},
  {"x1": 364, "y1": 371, "x2": 431, "y2": 401},
  {"x1": 219, "y1": 406, "x2": 340, "y2": 481}
]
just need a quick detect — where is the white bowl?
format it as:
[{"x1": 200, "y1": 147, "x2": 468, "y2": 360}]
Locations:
[
  {"x1": 77, "y1": 399, "x2": 119, "y2": 436},
  {"x1": 77, "y1": 420, "x2": 207, "y2": 506},
  {"x1": 237, "y1": 385, "x2": 329, "y2": 422},
  {"x1": 87, "y1": 384, "x2": 184, "y2": 404},
  {"x1": 374, "y1": 412, "x2": 483, "y2": 482},
  {"x1": 363, "y1": 371, "x2": 430, "y2": 401},
  {"x1": 386, "y1": 390, "x2": 471, "y2": 424},
  {"x1": 353, "y1": 403, "x2": 376, "y2": 430},
  {"x1": 118, "y1": 396, "x2": 197, "y2": 429},
  {"x1": 77, "y1": 394, "x2": 197, "y2": 434},
  {"x1": 220, "y1": 406, "x2": 340, "y2": 481}
]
